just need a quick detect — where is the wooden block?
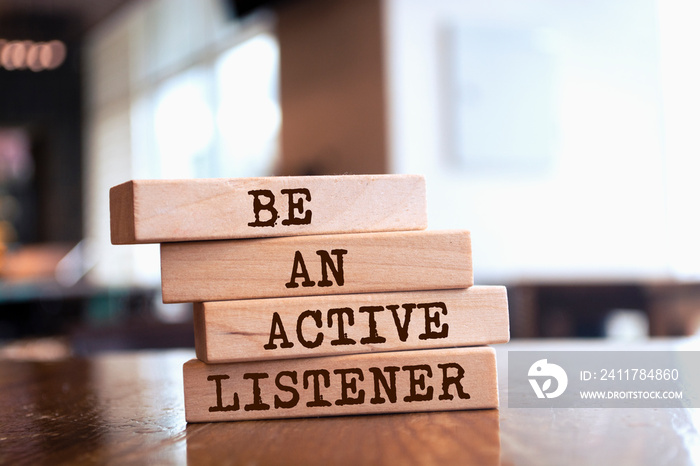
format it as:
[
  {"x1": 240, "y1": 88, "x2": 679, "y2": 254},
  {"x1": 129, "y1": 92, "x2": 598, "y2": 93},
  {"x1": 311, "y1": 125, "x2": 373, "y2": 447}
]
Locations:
[
  {"x1": 110, "y1": 175, "x2": 427, "y2": 244},
  {"x1": 194, "y1": 286, "x2": 509, "y2": 363},
  {"x1": 161, "y1": 230, "x2": 472, "y2": 303},
  {"x1": 183, "y1": 346, "x2": 498, "y2": 422}
]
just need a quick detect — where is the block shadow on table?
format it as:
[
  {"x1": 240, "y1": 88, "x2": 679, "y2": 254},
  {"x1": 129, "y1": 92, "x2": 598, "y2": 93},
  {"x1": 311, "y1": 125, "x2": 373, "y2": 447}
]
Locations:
[{"x1": 185, "y1": 409, "x2": 501, "y2": 466}]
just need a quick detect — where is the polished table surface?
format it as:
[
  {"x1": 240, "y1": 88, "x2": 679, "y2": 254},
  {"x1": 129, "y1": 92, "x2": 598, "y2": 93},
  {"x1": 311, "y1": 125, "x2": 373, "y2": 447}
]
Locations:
[{"x1": 1, "y1": 339, "x2": 699, "y2": 465}]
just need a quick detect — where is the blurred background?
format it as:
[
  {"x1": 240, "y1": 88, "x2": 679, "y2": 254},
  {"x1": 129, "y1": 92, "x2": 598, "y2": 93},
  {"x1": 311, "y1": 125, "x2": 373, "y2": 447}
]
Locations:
[{"x1": 0, "y1": 0, "x2": 699, "y2": 358}]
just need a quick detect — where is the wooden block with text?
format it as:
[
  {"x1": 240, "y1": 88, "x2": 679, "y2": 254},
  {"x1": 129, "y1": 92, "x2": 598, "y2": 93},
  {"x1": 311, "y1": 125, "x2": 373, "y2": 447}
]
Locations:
[
  {"x1": 110, "y1": 175, "x2": 427, "y2": 244},
  {"x1": 161, "y1": 230, "x2": 472, "y2": 303},
  {"x1": 194, "y1": 286, "x2": 509, "y2": 363},
  {"x1": 183, "y1": 346, "x2": 498, "y2": 422}
]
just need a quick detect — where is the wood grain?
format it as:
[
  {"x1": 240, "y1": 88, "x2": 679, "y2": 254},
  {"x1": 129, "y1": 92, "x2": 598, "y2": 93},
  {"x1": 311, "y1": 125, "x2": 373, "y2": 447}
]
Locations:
[
  {"x1": 186, "y1": 408, "x2": 501, "y2": 465},
  {"x1": 161, "y1": 230, "x2": 472, "y2": 303},
  {"x1": 194, "y1": 286, "x2": 509, "y2": 363},
  {"x1": 183, "y1": 346, "x2": 498, "y2": 422},
  {"x1": 3, "y1": 343, "x2": 697, "y2": 465},
  {"x1": 109, "y1": 175, "x2": 427, "y2": 244}
]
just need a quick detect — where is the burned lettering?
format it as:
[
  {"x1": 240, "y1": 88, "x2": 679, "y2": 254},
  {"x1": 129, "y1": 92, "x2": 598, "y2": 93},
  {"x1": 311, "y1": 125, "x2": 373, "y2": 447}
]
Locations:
[
  {"x1": 247, "y1": 189, "x2": 278, "y2": 227},
  {"x1": 264, "y1": 312, "x2": 294, "y2": 350},
  {"x1": 280, "y1": 188, "x2": 312, "y2": 225}
]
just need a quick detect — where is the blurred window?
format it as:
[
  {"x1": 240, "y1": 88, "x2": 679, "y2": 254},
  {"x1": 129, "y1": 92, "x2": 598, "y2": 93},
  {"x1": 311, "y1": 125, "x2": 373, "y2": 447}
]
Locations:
[
  {"x1": 134, "y1": 33, "x2": 280, "y2": 180},
  {"x1": 85, "y1": 1, "x2": 279, "y2": 285}
]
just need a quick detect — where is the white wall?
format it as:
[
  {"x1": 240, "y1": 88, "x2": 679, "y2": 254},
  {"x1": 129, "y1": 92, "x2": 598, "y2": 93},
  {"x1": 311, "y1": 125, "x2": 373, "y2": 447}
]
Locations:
[{"x1": 384, "y1": 0, "x2": 699, "y2": 283}]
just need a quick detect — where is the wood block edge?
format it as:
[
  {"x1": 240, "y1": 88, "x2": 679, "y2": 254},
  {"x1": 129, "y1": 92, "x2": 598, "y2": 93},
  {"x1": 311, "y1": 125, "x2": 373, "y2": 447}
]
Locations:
[
  {"x1": 193, "y1": 302, "x2": 210, "y2": 363},
  {"x1": 109, "y1": 181, "x2": 136, "y2": 245}
]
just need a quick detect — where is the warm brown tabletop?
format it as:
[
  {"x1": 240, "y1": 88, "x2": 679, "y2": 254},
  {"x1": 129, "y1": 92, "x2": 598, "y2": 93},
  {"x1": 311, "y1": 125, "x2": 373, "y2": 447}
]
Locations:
[{"x1": 1, "y1": 340, "x2": 698, "y2": 465}]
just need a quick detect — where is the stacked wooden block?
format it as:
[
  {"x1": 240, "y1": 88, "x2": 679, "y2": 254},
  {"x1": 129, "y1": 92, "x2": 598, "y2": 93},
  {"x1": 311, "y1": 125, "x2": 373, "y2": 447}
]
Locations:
[{"x1": 109, "y1": 175, "x2": 509, "y2": 422}]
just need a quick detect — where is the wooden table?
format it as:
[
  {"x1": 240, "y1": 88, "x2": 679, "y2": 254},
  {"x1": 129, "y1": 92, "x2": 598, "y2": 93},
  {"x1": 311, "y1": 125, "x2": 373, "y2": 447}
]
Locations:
[{"x1": 1, "y1": 340, "x2": 698, "y2": 465}]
